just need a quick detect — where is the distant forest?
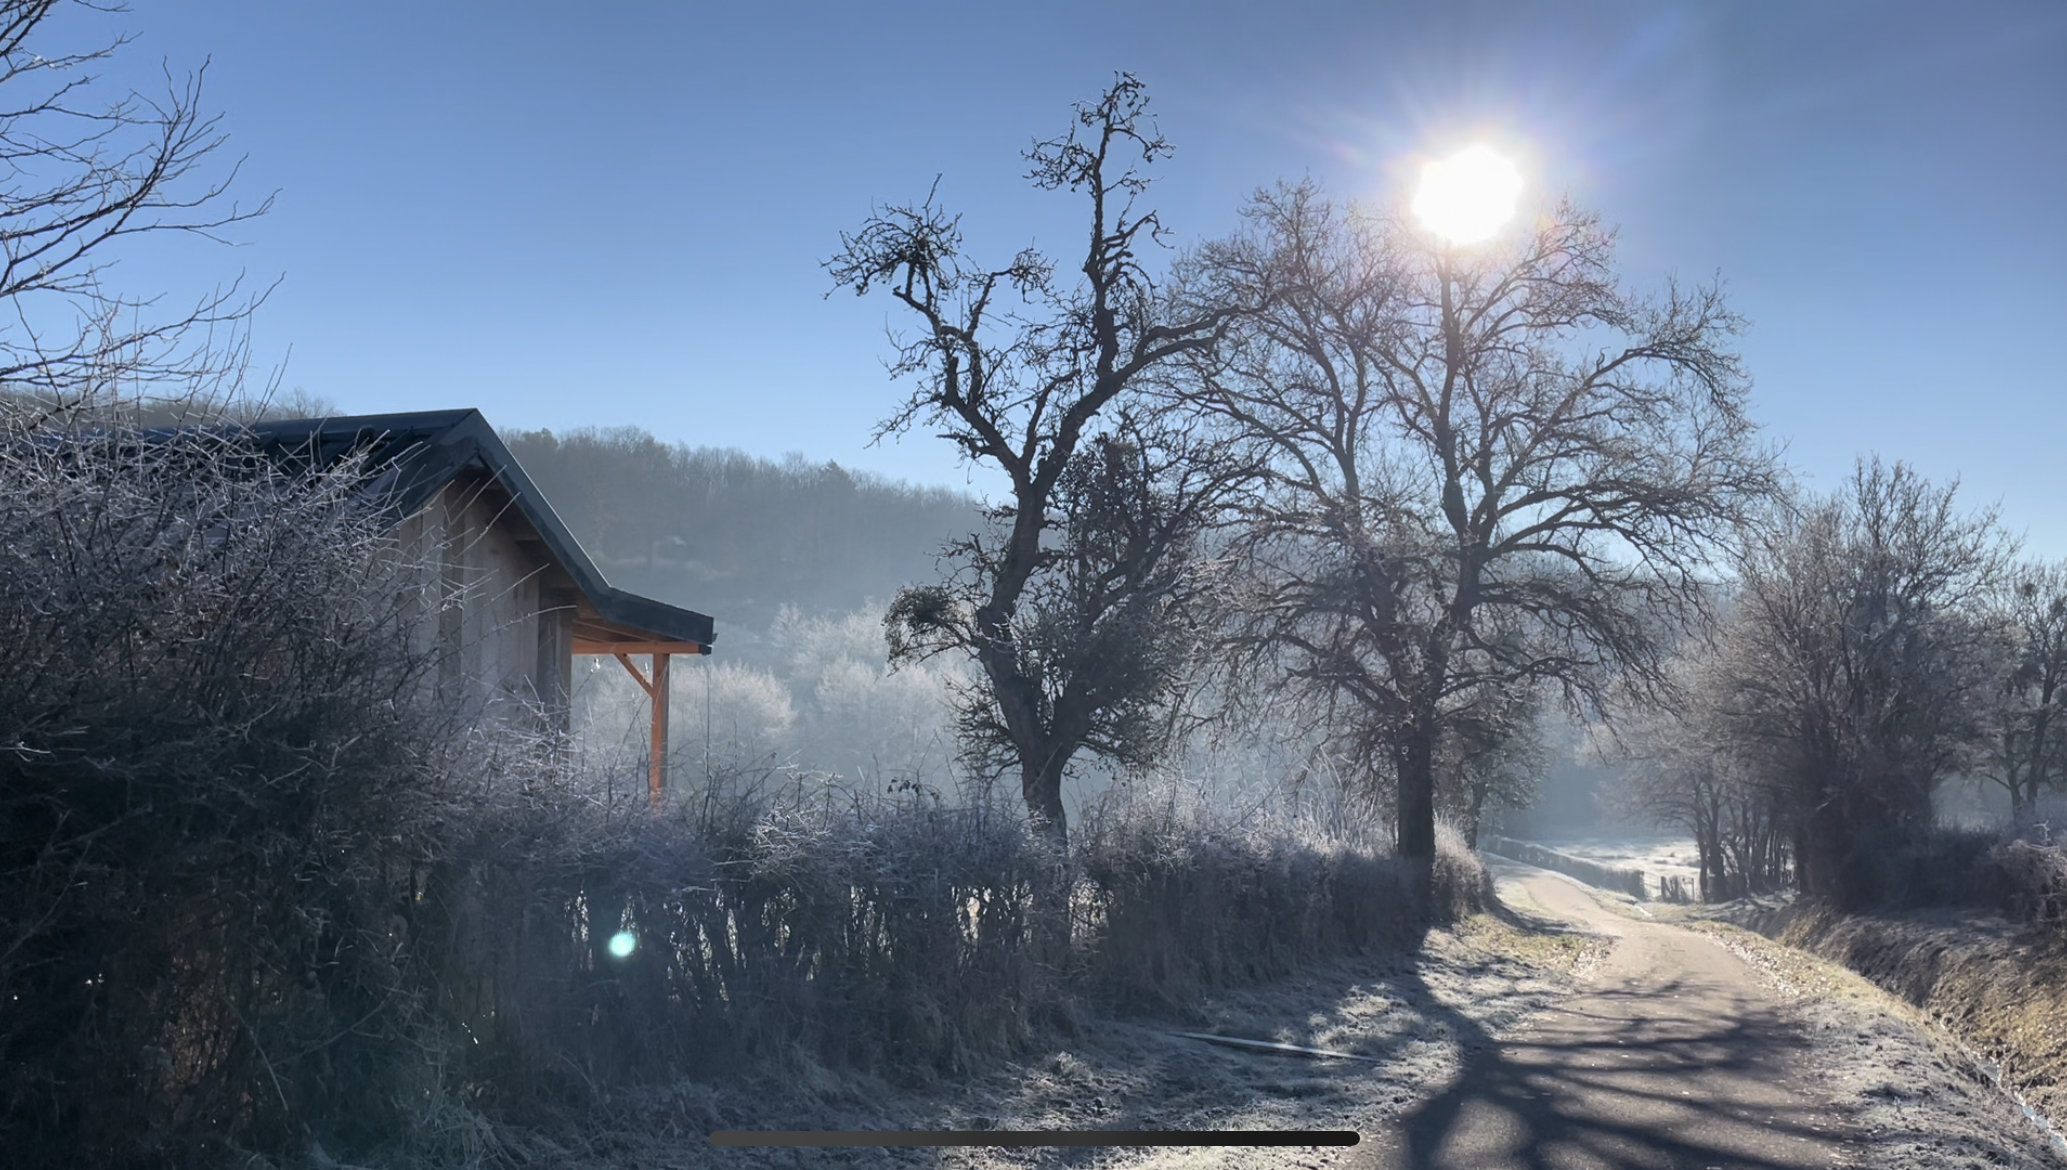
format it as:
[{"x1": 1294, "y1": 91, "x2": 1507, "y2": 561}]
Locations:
[{"x1": 501, "y1": 426, "x2": 980, "y2": 647}]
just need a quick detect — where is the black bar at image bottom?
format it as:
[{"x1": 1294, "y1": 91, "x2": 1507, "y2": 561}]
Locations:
[{"x1": 709, "y1": 1130, "x2": 1359, "y2": 1147}]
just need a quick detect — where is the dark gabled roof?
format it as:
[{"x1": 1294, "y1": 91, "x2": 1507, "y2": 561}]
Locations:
[{"x1": 243, "y1": 409, "x2": 714, "y2": 649}]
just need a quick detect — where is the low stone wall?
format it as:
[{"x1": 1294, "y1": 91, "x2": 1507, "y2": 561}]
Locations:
[{"x1": 1479, "y1": 834, "x2": 1649, "y2": 901}]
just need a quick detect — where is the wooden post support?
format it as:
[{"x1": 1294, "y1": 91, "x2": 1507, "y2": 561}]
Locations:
[
  {"x1": 600, "y1": 645, "x2": 701, "y2": 814},
  {"x1": 647, "y1": 652, "x2": 670, "y2": 812}
]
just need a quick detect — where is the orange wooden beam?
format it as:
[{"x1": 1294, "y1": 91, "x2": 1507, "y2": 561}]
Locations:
[
  {"x1": 612, "y1": 653, "x2": 655, "y2": 698},
  {"x1": 647, "y1": 653, "x2": 669, "y2": 813},
  {"x1": 574, "y1": 639, "x2": 709, "y2": 657},
  {"x1": 601, "y1": 651, "x2": 674, "y2": 812}
]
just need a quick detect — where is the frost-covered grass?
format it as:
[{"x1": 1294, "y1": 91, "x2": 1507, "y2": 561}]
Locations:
[
  {"x1": 416, "y1": 775, "x2": 1492, "y2": 1163},
  {"x1": 530, "y1": 899, "x2": 1589, "y2": 1170}
]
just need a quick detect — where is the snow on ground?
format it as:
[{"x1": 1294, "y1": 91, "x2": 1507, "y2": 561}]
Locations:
[{"x1": 1526, "y1": 833, "x2": 1703, "y2": 900}]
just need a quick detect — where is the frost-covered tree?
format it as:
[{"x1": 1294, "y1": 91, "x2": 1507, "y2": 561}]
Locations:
[
  {"x1": 1713, "y1": 461, "x2": 2008, "y2": 905},
  {"x1": 830, "y1": 76, "x2": 1243, "y2": 844},
  {"x1": 1977, "y1": 560, "x2": 2067, "y2": 820},
  {"x1": 1184, "y1": 180, "x2": 1777, "y2": 872}
]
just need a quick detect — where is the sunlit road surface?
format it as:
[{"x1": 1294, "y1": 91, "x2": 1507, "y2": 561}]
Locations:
[{"x1": 1358, "y1": 866, "x2": 1853, "y2": 1169}]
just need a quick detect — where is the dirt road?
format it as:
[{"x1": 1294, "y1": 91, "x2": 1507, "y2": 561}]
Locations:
[{"x1": 1358, "y1": 867, "x2": 1853, "y2": 1170}]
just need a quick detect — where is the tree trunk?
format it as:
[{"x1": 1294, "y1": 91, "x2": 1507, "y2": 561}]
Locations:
[
  {"x1": 1793, "y1": 821, "x2": 1815, "y2": 896},
  {"x1": 1464, "y1": 780, "x2": 1487, "y2": 849},
  {"x1": 1396, "y1": 715, "x2": 1438, "y2": 862},
  {"x1": 1696, "y1": 817, "x2": 1724, "y2": 903},
  {"x1": 1021, "y1": 744, "x2": 1072, "y2": 850},
  {"x1": 2026, "y1": 682, "x2": 2056, "y2": 822},
  {"x1": 1018, "y1": 743, "x2": 1074, "y2": 966}
]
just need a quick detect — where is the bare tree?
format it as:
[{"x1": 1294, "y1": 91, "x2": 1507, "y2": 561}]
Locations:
[
  {"x1": 0, "y1": 0, "x2": 271, "y2": 408},
  {"x1": 828, "y1": 76, "x2": 1238, "y2": 843},
  {"x1": 1977, "y1": 559, "x2": 2067, "y2": 821},
  {"x1": 1184, "y1": 181, "x2": 1777, "y2": 869},
  {"x1": 1438, "y1": 675, "x2": 1546, "y2": 848},
  {"x1": 1608, "y1": 646, "x2": 1790, "y2": 900},
  {"x1": 1716, "y1": 460, "x2": 2009, "y2": 905}
]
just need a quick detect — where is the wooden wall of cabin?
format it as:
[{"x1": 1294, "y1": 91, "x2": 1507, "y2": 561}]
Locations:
[{"x1": 387, "y1": 474, "x2": 574, "y2": 733}]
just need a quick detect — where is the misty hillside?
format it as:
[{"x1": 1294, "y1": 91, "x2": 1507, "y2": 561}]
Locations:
[{"x1": 501, "y1": 426, "x2": 980, "y2": 647}]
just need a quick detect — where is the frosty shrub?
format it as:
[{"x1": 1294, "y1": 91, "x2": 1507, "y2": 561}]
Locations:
[
  {"x1": 1875, "y1": 826, "x2": 2067, "y2": 938},
  {"x1": 1431, "y1": 822, "x2": 1495, "y2": 918},
  {"x1": 429, "y1": 790, "x2": 1069, "y2": 1094},
  {"x1": 0, "y1": 414, "x2": 479, "y2": 1166},
  {"x1": 1070, "y1": 778, "x2": 1485, "y2": 1011},
  {"x1": 427, "y1": 775, "x2": 1490, "y2": 1111}
]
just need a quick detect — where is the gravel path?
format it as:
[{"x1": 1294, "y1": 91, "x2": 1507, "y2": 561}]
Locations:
[
  {"x1": 1347, "y1": 860, "x2": 2063, "y2": 1170},
  {"x1": 1356, "y1": 866, "x2": 1852, "y2": 1168}
]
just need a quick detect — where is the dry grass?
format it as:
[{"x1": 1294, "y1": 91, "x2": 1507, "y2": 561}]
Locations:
[
  {"x1": 1774, "y1": 903, "x2": 2067, "y2": 1130},
  {"x1": 1690, "y1": 884, "x2": 2067, "y2": 1158},
  {"x1": 1678, "y1": 915, "x2": 2067, "y2": 1168}
]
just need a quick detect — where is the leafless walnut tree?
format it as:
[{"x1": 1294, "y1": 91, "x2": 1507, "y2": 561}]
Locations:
[
  {"x1": 1182, "y1": 180, "x2": 1778, "y2": 870},
  {"x1": 828, "y1": 76, "x2": 1240, "y2": 844},
  {"x1": 0, "y1": 0, "x2": 271, "y2": 408}
]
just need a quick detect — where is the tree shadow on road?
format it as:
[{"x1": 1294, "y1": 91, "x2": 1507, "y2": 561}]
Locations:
[{"x1": 1362, "y1": 901, "x2": 1849, "y2": 1169}]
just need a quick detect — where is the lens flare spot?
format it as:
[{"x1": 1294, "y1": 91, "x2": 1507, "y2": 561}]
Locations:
[
  {"x1": 1413, "y1": 146, "x2": 1523, "y2": 245},
  {"x1": 607, "y1": 930, "x2": 637, "y2": 959}
]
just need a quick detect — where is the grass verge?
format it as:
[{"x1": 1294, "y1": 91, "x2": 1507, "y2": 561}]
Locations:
[{"x1": 1697, "y1": 896, "x2": 2067, "y2": 1136}]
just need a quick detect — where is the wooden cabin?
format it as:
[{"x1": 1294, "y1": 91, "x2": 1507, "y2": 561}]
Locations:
[{"x1": 246, "y1": 409, "x2": 713, "y2": 809}]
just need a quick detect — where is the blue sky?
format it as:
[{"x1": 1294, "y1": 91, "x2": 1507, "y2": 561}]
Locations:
[{"x1": 60, "y1": 1, "x2": 2067, "y2": 552}]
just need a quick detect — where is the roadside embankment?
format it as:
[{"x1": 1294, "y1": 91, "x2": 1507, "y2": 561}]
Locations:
[{"x1": 1712, "y1": 895, "x2": 2067, "y2": 1138}]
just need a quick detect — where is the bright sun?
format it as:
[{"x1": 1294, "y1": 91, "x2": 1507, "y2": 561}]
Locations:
[{"x1": 1412, "y1": 146, "x2": 1523, "y2": 245}]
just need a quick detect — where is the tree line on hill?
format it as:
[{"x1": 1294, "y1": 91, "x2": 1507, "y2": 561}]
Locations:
[{"x1": 502, "y1": 427, "x2": 979, "y2": 642}]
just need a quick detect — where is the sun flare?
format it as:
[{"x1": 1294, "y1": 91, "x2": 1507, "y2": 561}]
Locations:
[{"x1": 1412, "y1": 146, "x2": 1523, "y2": 245}]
